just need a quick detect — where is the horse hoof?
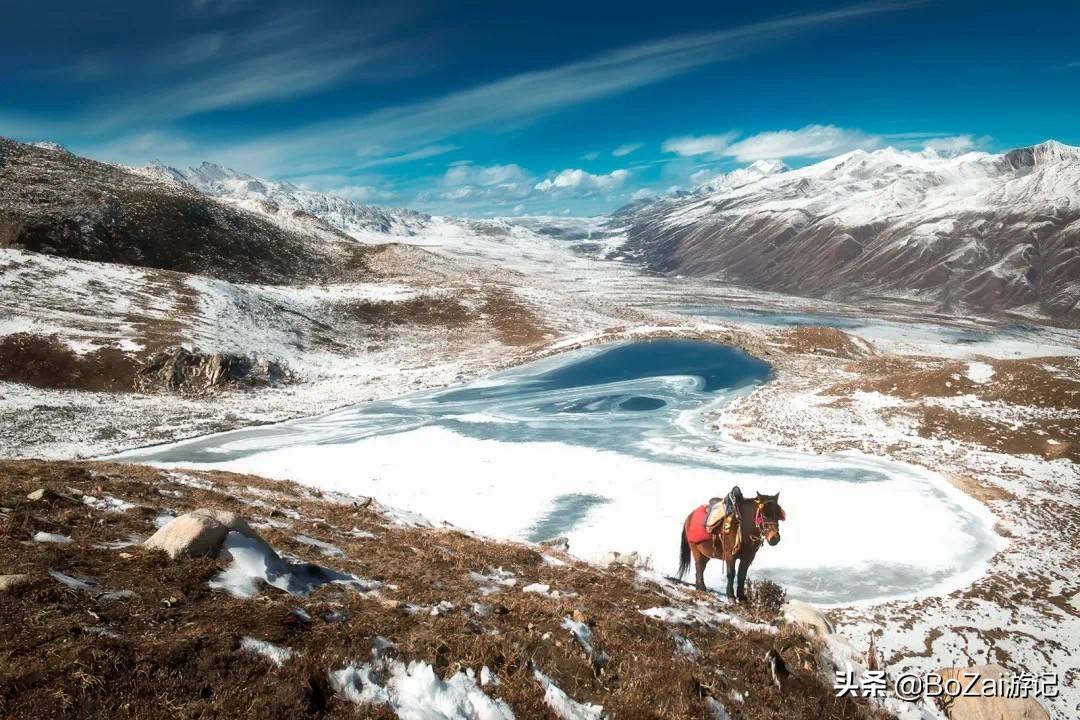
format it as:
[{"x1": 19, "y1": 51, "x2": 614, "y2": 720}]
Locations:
[{"x1": 736, "y1": 595, "x2": 748, "y2": 604}]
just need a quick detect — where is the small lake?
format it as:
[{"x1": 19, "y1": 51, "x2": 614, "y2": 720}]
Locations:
[{"x1": 116, "y1": 339, "x2": 999, "y2": 605}]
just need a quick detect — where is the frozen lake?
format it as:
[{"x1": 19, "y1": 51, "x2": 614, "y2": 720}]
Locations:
[{"x1": 116, "y1": 339, "x2": 999, "y2": 605}]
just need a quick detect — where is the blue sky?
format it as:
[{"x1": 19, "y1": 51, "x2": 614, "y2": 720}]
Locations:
[{"x1": 3, "y1": 1, "x2": 1079, "y2": 216}]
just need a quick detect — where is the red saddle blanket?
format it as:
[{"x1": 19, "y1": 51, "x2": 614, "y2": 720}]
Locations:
[{"x1": 686, "y1": 504, "x2": 713, "y2": 544}]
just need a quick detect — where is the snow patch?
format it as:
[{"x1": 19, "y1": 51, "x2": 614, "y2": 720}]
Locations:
[
  {"x1": 966, "y1": 361, "x2": 994, "y2": 384},
  {"x1": 209, "y1": 530, "x2": 380, "y2": 599},
  {"x1": 240, "y1": 637, "x2": 294, "y2": 667},
  {"x1": 533, "y1": 668, "x2": 605, "y2": 720}
]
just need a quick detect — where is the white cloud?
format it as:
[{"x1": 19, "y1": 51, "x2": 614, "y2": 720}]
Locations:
[
  {"x1": 437, "y1": 163, "x2": 533, "y2": 204},
  {"x1": 443, "y1": 163, "x2": 529, "y2": 187},
  {"x1": 662, "y1": 133, "x2": 738, "y2": 157},
  {"x1": 921, "y1": 134, "x2": 976, "y2": 154},
  {"x1": 612, "y1": 142, "x2": 643, "y2": 157},
  {"x1": 582, "y1": 151, "x2": 600, "y2": 161},
  {"x1": 534, "y1": 168, "x2": 630, "y2": 193},
  {"x1": 631, "y1": 188, "x2": 657, "y2": 201},
  {"x1": 726, "y1": 124, "x2": 879, "y2": 160},
  {"x1": 689, "y1": 169, "x2": 715, "y2": 185},
  {"x1": 663, "y1": 124, "x2": 881, "y2": 161},
  {"x1": 332, "y1": 185, "x2": 397, "y2": 203}
]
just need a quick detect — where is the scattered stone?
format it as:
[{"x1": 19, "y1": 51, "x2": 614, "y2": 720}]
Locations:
[
  {"x1": 26, "y1": 488, "x2": 76, "y2": 504},
  {"x1": 781, "y1": 600, "x2": 834, "y2": 636},
  {"x1": 0, "y1": 574, "x2": 33, "y2": 592},
  {"x1": 936, "y1": 665, "x2": 1050, "y2": 720}
]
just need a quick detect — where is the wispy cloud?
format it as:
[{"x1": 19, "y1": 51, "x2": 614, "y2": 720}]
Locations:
[
  {"x1": 727, "y1": 124, "x2": 880, "y2": 160},
  {"x1": 210, "y1": 2, "x2": 914, "y2": 175},
  {"x1": 663, "y1": 125, "x2": 879, "y2": 161},
  {"x1": 36, "y1": 6, "x2": 425, "y2": 139},
  {"x1": 920, "y1": 134, "x2": 978, "y2": 154},
  {"x1": 662, "y1": 133, "x2": 739, "y2": 156},
  {"x1": 612, "y1": 142, "x2": 643, "y2": 157},
  {"x1": 358, "y1": 144, "x2": 457, "y2": 169}
]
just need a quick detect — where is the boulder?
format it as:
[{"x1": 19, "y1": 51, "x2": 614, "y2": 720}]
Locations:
[
  {"x1": 594, "y1": 550, "x2": 648, "y2": 569},
  {"x1": 782, "y1": 600, "x2": 834, "y2": 636},
  {"x1": 0, "y1": 574, "x2": 34, "y2": 592},
  {"x1": 937, "y1": 665, "x2": 1050, "y2": 720},
  {"x1": 144, "y1": 508, "x2": 268, "y2": 559}
]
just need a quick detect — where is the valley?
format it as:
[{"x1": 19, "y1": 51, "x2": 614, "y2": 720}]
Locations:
[{"x1": 2, "y1": 137, "x2": 1077, "y2": 719}]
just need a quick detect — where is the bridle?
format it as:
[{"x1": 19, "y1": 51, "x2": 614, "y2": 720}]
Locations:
[{"x1": 753, "y1": 502, "x2": 784, "y2": 546}]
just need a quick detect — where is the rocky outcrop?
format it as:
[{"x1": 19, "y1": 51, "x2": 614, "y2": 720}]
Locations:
[{"x1": 133, "y1": 346, "x2": 289, "y2": 394}]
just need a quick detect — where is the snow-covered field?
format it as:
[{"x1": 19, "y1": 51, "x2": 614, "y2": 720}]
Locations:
[
  {"x1": 2, "y1": 201, "x2": 1077, "y2": 716},
  {"x1": 116, "y1": 339, "x2": 1001, "y2": 608}
]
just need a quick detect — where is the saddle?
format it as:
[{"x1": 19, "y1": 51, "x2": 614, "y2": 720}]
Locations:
[{"x1": 703, "y1": 486, "x2": 744, "y2": 554}]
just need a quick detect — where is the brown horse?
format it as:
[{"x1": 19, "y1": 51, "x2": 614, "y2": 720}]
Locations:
[{"x1": 677, "y1": 492, "x2": 785, "y2": 601}]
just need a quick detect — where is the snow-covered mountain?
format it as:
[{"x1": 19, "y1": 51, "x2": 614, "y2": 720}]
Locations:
[
  {"x1": 617, "y1": 141, "x2": 1080, "y2": 322},
  {"x1": 138, "y1": 161, "x2": 429, "y2": 241}
]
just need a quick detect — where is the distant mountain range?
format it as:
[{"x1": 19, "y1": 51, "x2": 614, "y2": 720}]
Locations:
[
  {"x1": 137, "y1": 160, "x2": 429, "y2": 241},
  {"x1": 614, "y1": 141, "x2": 1080, "y2": 323},
  {"x1": 3, "y1": 136, "x2": 1078, "y2": 323}
]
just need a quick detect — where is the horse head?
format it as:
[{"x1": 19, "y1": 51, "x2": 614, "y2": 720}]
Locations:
[{"x1": 753, "y1": 492, "x2": 785, "y2": 546}]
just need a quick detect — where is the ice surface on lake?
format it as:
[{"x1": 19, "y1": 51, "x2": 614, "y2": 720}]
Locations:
[{"x1": 117, "y1": 339, "x2": 999, "y2": 605}]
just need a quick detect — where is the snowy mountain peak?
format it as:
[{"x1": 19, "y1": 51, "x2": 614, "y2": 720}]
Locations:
[
  {"x1": 132, "y1": 160, "x2": 430, "y2": 240},
  {"x1": 31, "y1": 140, "x2": 69, "y2": 153},
  {"x1": 619, "y1": 140, "x2": 1080, "y2": 321},
  {"x1": 1003, "y1": 139, "x2": 1080, "y2": 170},
  {"x1": 141, "y1": 160, "x2": 192, "y2": 188}
]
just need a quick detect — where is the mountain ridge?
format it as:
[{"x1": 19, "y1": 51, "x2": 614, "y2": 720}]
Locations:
[
  {"x1": 615, "y1": 141, "x2": 1080, "y2": 323},
  {"x1": 136, "y1": 159, "x2": 430, "y2": 242}
]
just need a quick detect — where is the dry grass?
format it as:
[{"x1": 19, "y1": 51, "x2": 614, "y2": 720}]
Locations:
[
  {"x1": 775, "y1": 327, "x2": 872, "y2": 359},
  {"x1": 0, "y1": 333, "x2": 139, "y2": 391},
  {"x1": 829, "y1": 355, "x2": 1080, "y2": 462},
  {"x1": 0, "y1": 459, "x2": 886, "y2": 720}
]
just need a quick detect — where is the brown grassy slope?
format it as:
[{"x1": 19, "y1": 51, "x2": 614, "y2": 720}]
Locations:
[
  {"x1": 829, "y1": 354, "x2": 1080, "y2": 462},
  {"x1": 0, "y1": 138, "x2": 371, "y2": 284},
  {"x1": 0, "y1": 460, "x2": 885, "y2": 720}
]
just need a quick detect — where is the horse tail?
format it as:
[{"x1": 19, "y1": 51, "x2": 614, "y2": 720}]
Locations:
[{"x1": 677, "y1": 524, "x2": 691, "y2": 580}]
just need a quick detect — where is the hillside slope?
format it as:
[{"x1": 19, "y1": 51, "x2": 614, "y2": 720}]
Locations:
[
  {"x1": 0, "y1": 139, "x2": 369, "y2": 284},
  {"x1": 617, "y1": 142, "x2": 1080, "y2": 323},
  {"x1": 138, "y1": 160, "x2": 429, "y2": 242},
  {"x1": 0, "y1": 458, "x2": 892, "y2": 720}
]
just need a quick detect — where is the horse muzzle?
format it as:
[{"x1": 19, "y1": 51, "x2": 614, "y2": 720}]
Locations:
[{"x1": 766, "y1": 532, "x2": 781, "y2": 546}]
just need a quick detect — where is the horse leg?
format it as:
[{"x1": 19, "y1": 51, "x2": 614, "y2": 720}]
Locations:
[
  {"x1": 736, "y1": 555, "x2": 750, "y2": 603},
  {"x1": 725, "y1": 555, "x2": 736, "y2": 600},
  {"x1": 693, "y1": 545, "x2": 709, "y2": 591}
]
